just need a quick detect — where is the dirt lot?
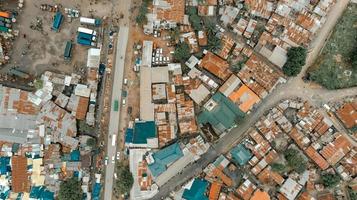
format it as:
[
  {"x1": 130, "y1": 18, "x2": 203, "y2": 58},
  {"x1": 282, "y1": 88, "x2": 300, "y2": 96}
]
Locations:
[{"x1": 0, "y1": 0, "x2": 115, "y2": 77}]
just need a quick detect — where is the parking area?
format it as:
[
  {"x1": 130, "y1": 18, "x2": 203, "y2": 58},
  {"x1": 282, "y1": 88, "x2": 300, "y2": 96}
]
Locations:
[{"x1": 0, "y1": 0, "x2": 114, "y2": 77}]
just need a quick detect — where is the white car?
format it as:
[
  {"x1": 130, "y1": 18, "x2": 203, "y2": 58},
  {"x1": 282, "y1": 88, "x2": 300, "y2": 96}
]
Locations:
[
  {"x1": 111, "y1": 156, "x2": 115, "y2": 164},
  {"x1": 116, "y1": 151, "x2": 121, "y2": 160},
  {"x1": 122, "y1": 99, "x2": 126, "y2": 105},
  {"x1": 114, "y1": 173, "x2": 117, "y2": 179},
  {"x1": 123, "y1": 78, "x2": 128, "y2": 85}
]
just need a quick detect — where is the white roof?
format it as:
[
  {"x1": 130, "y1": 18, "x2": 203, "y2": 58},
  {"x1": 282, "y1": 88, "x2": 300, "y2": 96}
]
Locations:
[
  {"x1": 142, "y1": 40, "x2": 153, "y2": 67},
  {"x1": 140, "y1": 67, "x2": 155, "y2": 121},
  {"x1": 87, "y1": 48, "x2": 101, "y2": 68},
  {"x1": 75, "y1": 84, "x2": 91, "y2": 97}
]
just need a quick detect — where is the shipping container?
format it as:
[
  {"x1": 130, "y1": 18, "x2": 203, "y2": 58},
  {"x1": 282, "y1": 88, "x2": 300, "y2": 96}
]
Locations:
[
  {"x1": 80, "y1": 17, "x2": 101, "y2": 26},
  {"x1": 77, "y1": 37, "x2": 95, "y2": 46},
  {"x1": 8, "y1": 69, "x2": 30, "y2": 79},
  {"x1": 77, "y1": 32, "x2": 96, "y2": 41},
  {"x1": 52, "y1": 12, "x2": 63, "y2": 32},
  {"x1": 77, "y1": 27, "x2": 97, "y2": 36},
  {"x1": 0, "y1": 11, "x2": 11, "y2": 19},
  {"x1": 64, "y1": 41, "x2": 73, "y2": 60}
]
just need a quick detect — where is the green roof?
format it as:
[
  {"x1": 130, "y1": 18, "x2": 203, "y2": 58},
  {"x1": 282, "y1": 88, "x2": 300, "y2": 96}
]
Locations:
[
  {"x1": 230, "y1": 144, "x2": 252, "y2": 166},
  {"x1": 182, "y1": 179, "x2": 208, "y2": 200},
  {"x1": 133, "y1": 121, "x2": 157, "y2": 144},
  {"x1": 198, "y1": 92, "x2": 244, "y2": 132},
  {"x1": 148, "y1": 142, "x2": 184, "y2": 177}
]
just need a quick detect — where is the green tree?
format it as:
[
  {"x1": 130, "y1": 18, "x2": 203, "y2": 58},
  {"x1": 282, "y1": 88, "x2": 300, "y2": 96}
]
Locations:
[
  {"x1": 169, "y1": 27, "x2": 180, "y2": 43},
  {"x1": 86, "y1": 138, "x2": 96, "y2": 147},
  {"x1": 321, "y1": 173, "x2": 341, "y2": 188},
  {"x1": 58, "y1": 177, "x2": 82, "y2": 200},
  {"x1": 187, "y1": 7, "x2": 202, "y2": 31},
  {"x1": 114, "y1": 162, "x2": 134, "y2": 195},
  {"x1": 34, "y1": 79, "x2": 43, "y2": 90},
  {"x1": 136, "y1": 3, "x2": 148, "y2": 25},
  {"x1": 271, "y1": 163, "x2": 286, "y2": 173},
  {"x1": 283, "y1": 148, "x2": 307, "y2": 173},
  {"x1": 351, "y1": 47, "x2": 357, "y2": 70},
  {"x1": 207, "y1": 34, "x2": 221, "y2": 51},
  {"x1": 173, "y1": 42, "x2": 191, "y2": 62},
  {"x1": 282, "y1": 46, "x2": 307, "y2": 77}
]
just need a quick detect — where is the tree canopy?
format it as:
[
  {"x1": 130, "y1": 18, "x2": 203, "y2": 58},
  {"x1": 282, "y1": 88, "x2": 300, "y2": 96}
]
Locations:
[
  {"x1": 114, "y1": 162, "x2": 134, "y2": 196},
  {"x1": 282, "y1": 47, "x2": 307, "y2": 76},
  {"x1": 187, "y1": 7, "x2": 203, "y2": 31},
  {"x1": 321, "y1": 173, "x2": 341, "y2": 188},
  {"x1": 270, "y1": 163, "x2": 286, "y2": 173},
  {"x1": 58, "y1": 177, "x2": 82, "y2": 200},
  {"x1": 283, "y1": 148, "x2": 307, "y2": 173},
  {"x1": 136, "y1": 3, "x2": 148, "y2": 25},
  {"x1": 86, "y1": 137, "x2": 96, "y2": 147},
  {"x1": 173, "y1": 42, "x2": 191, "y2": 62}
]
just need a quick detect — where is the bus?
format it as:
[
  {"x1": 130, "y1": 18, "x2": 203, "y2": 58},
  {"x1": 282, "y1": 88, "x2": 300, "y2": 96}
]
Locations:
[
  {"x1": 112, "y1": 134, "x2": 116, "y2": 146},
  {"x1": 114, "y1": 100, "x2": 119, "y2": 111}
]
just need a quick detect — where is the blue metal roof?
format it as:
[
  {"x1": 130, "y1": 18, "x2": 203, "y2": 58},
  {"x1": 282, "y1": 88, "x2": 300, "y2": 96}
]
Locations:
[
  {"x1": 125, "y1": 128, "x2": 134, "y2": 143},
  {"x1": 92, "y1": 183, "x2": 101, "y2": 200},
  {"x1": 52, "y1": 12, "x2": 63, "y2": 31},
  {"x1": 182, "y1": 179, "x2": 208, "y2": 200},
  {"x1": 230, "y1": 144, "x2": 252, "y2": 166},
  {"x1": 30, "y1": 186, "x2": 54, "y2": 200},
  {"x1": 70, "y1": 150, "x2": 80, "y2": 161},
  {"x1": 148, "y1": 143, "x2": 183, "y2": 177},
  {"x1": 132, "y1": 121, "x2": 157, "y2": 144},
  {"x1": 0, "y1": 157, "x2": 10, "y2": 174}
]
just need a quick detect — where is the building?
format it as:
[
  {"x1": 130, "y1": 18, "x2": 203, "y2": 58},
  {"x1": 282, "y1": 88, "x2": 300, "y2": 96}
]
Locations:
[
  {"x1": 230, "y1": 144, "x2": 252, "y2": 166},
  {"x1": 86, "y1": 48, "x2": 101, "y2": 68},
  {"x1": 147, "y1": 142, "x2": 184, "y2": 177},
  {"x1": 199, "y1": 51, "x2": 231, "y2": 81},
  {"x1": 220, "y1": 6, "x2": 240, "y2": 26},
  {"x1": 279, "y1": 178, "x2": 303, "y2": 200},
  {"x1": 198, "y1": 92, "x2": 244, "y2": 133},
  {"x1": 182, "y1": 179, "x2": 209, "y2": 200},
  {"x1": 250, "y1": 189, "x2": 271, "y2": 200},
  {"x1": 125, "y1": 121, "x2": 158, "y2": 148},
  {"x1": 336, "y1": 102, "x2": 357, "y2": 129}
]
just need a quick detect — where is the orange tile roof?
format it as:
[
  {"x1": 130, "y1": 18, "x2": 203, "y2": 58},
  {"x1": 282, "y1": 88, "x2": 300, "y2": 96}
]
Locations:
[
  {"x1": 258, "y1": 167, "x2": 284, "y2": 185},
  {"x1": 289, "y1": 128, "x2": 309, "y2": 149},
  {"x1": 11, "y1": 156, "x2": 29, "y2": 193},
  {"x1": 341, "y1": 148, "x2": 357, "y2": 176},
  {"x1": 76, "y1": 97, "x2": 89, "y2": 120},
  {"x1": 320, "y1": 133, "x2": 352, "y2": 165},
  {"x1": 237, "y1": 54, "x2": 283, "y2": 98},
  {"x1": 199, "y1": 51, "x2": 231, "y2": 80},
  {"x1": 2, "y1": 86, "x2": 39, "y2": 115},
  {"x1": 218, "y1": 35, "x2": 235, "y2": 60},
  {"x1": 305, "y1": 146, "x2": 329, "y2": 170},
  {"x1": 209, "y1": 182, "x2": 222, "y2": 200},
  {"x1": 317, "y1": 192, "x2": 335, "y2": 200},
  {"x1": 336, "y1": 102, "x2": 357, "y2": 129},
  {"x1": 156, "y1": 0, "x2": 185, "y2": 23},
  {"x1": 229, "y1": 84, "x2": 260, "y2": 113},
  {"x1": 198, "y1": 31, "x2": 208, "y2": 46},
  {"x1": 138, "y1": 160, "x2": 153, "y2": 191},
  {"x1": 298, "y1": 192, "x2": 314, "y2": 200},
  {"x1": 250, "y1": 189, "x2": 270, "y2": 200},
  {"x1": 236, "y1": 180, "x2": 256, "y2": 200},
  {"x1": 213, "y1": 168, "x2": 233, "y2": 187}
]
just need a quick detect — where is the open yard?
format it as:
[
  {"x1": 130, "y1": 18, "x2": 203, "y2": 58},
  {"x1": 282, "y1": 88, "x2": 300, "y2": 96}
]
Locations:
[{"x1": 309, "y1": 3, "x2": 357, "y2": 89}]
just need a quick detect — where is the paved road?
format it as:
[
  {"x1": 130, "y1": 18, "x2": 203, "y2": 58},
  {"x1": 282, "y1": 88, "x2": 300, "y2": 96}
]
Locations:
[
  {"x1": 103, "y1": 26, "x2": 129, "y2": 200},
  {"x1": 150, "y1": 0, "x2": 353, "y2": 199}
]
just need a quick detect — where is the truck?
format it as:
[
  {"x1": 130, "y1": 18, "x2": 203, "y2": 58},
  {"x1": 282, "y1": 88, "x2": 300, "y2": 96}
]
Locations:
[
  {"x1": 64, "y1": 41, "x2": 72, "y2": 60},
  {"x1": 52, "y1": 12, "x2": 63, "y2": 32},
  {"x1": 77, "y1": 37, "x2": 96, "y2": 46},
  {"x1": 77, "y1": 27, "x2": 97, "y2": 36},
  {"x1": 77, "y1": 32, "x2": 96, "y2": 41},
  {"x1": 80, "y1": 17, "x2": 101, "y2": 26}
]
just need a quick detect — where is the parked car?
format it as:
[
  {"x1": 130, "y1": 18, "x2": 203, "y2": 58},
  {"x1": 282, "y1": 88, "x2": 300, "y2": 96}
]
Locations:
[
  {"x1": 116, "y1": 151, "x2": 121, "y2": 160},
  {"x1": 111, "y1": 156, "x2": 115, "y2": 164}
]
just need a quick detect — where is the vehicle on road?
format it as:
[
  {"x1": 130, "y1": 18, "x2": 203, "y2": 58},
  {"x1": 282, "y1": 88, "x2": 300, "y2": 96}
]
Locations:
[
  {"x1": 112, "y1": 134, "x2": 117, "y2": 146},
  {"x1": 104, "y1": 156, "x2": 108, "y2": 166},
  {"x1": 114, "y1": 100, "x2": 119, "y2": 111},
  {"x1": 111, "y1": 156, "x2": 115, "y2": 164}
]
